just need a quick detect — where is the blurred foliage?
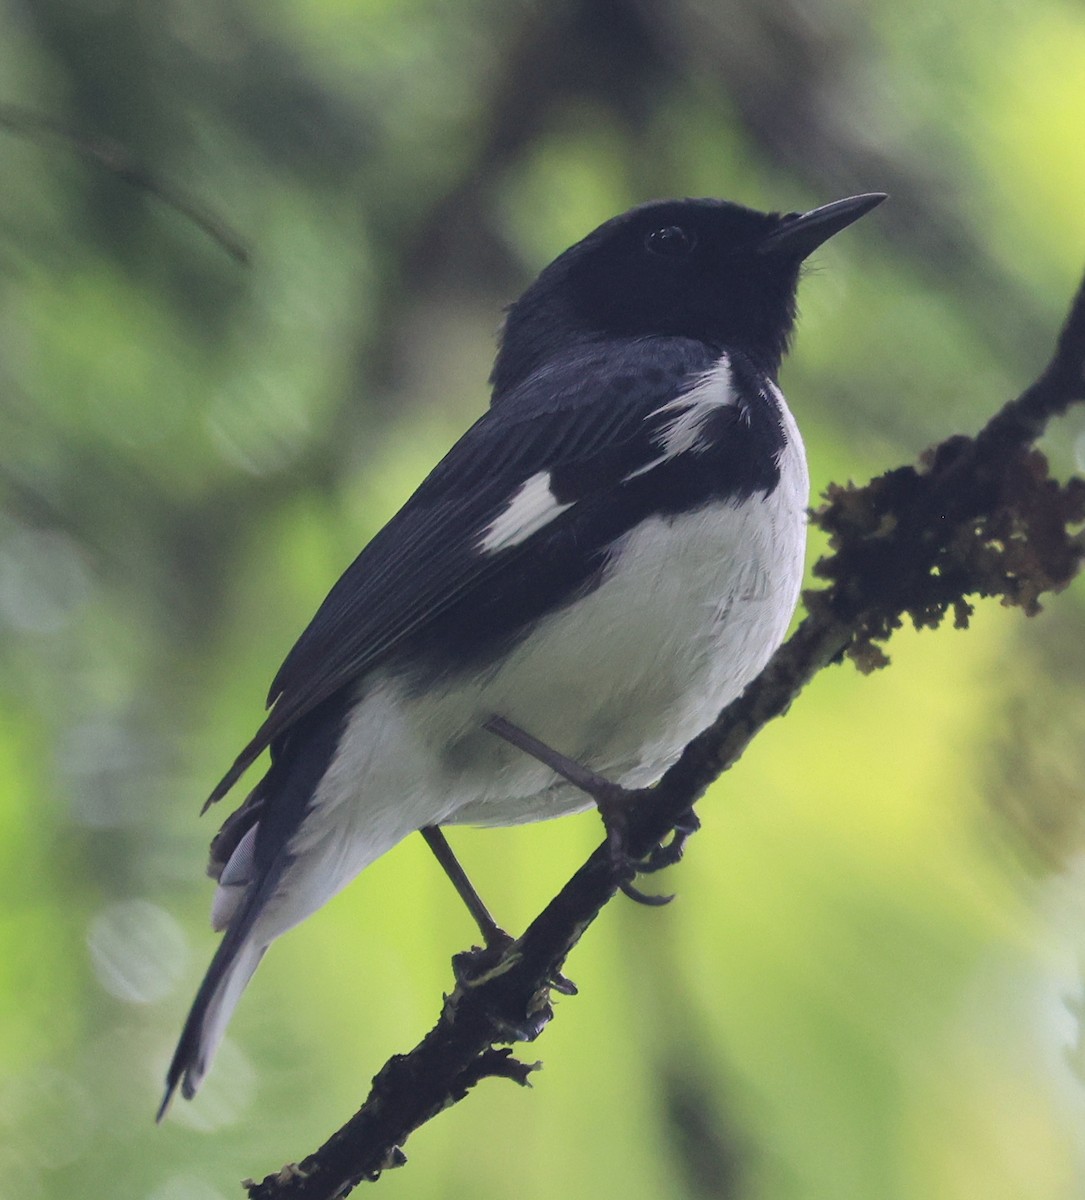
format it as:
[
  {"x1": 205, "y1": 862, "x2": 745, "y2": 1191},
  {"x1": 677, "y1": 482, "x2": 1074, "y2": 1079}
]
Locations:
[{"x1": 1, "y1": 1, "x2": 1084, "y2": 1197}]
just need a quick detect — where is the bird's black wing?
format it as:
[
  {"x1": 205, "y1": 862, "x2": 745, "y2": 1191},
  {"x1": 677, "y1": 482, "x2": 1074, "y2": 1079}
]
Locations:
[{"x1": 204, "y1": 337, "x2": 735, "y2": 807}]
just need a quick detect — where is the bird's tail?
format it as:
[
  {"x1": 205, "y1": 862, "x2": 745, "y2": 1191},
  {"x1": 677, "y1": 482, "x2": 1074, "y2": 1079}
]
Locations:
[
  {"x1": 157, "y1": 908, "x2": 269, "y2": 1120},
  {"x1": 160, "y1": 697, "x2": 352, "y2": 1119}
]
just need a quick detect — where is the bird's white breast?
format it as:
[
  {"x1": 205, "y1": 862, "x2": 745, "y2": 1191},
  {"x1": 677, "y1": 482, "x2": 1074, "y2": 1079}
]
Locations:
[{"x1": 443, "y1": 387, "x2": 808, "y2": 823}]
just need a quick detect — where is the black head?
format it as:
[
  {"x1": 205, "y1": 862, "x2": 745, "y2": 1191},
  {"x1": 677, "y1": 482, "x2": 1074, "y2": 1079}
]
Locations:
[{"x1": 491, "y1": 193, "x2": 886, "y2": 395}]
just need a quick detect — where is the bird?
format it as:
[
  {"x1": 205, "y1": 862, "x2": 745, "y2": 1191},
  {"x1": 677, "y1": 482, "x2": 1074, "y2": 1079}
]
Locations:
[{"x1": 159, "y1": 189, "x2": 886, "y2": 1116}]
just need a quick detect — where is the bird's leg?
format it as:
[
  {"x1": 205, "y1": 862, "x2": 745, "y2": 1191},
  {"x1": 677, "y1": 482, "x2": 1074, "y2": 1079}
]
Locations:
[
  {"x1": 483, "y1": 714, "x2": 676, "y2": 907},
  {"x1": 483, "y1": 715, "x2": 627, "y2": 806},
  {"x1": 420, "y1": 825, "x2": 507, "y2": 949},
  {"x1": 420, "y1": 825, "x2": 577, "y2": 1000}
]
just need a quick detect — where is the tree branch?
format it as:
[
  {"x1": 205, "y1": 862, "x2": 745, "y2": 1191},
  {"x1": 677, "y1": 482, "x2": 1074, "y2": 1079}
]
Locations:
[
  {"x1": 243, "y1": 270, "x2": 1085, "y2": 1199},
  {"x1": 0, "y1": 103, "x2": 251, "y2": 264}
]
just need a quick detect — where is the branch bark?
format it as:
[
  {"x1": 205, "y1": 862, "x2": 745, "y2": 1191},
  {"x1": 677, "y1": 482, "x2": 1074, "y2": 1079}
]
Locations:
[{"x1": 244, "y1": 270, "x2": 1085, "y2": 1200}]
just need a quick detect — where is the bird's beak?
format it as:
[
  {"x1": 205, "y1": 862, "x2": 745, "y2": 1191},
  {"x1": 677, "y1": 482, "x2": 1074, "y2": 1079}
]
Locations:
[{"x1": 758, "y1": 192, "x2": 887, "y2": 259}]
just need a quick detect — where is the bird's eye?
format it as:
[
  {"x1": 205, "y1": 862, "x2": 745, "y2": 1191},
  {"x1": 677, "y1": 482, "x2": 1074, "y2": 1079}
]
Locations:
[{"x1": 644, "y1": 225, "x2": 695, "y2": 257}]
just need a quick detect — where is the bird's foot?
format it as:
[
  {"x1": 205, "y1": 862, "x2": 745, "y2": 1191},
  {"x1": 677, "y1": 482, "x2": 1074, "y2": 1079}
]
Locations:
[
  {"x1": 594, "y1": 789, "x2": 676, "y2": 907},
  {"x1": 635, "y1": 806, "x2": 701, "y2": 873},
  {"x1": 451, "y1": 934, "x2": 575, "y2": 1043},
  {"x1": 452, "y1": 932, "x2": 519, "y2": 988},
  {"x1": 453, "y1": 932, "x2": 576, "y2": 996}
]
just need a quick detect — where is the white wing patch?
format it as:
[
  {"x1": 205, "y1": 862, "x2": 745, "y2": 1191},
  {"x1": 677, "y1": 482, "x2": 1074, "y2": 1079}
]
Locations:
[
  {"x1": 479, "y1": 470, "x2": 575, "y2": 553},
  {"x1": 624, "y1": 354, "x2": 737, "y2": 482}
]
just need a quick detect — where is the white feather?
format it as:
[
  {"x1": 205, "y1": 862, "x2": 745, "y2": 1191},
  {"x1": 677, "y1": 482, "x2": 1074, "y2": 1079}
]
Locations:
[
  {"x1": 624, "y1": 356, "x2": 737, "y2": 481},
  {"x1": 653, "y1": 355, "x2": 738, "y2": 458},
  {"x1": 211, "y1": 824, "x2": 258, "y2": 932},
  {"x1": 479, "y1": 470, "x2": 574, "y2": 553}
]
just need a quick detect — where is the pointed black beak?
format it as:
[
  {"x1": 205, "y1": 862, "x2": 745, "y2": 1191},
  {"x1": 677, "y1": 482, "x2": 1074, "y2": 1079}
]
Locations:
[{"x1": 759, "y1": 192, "x2": 887, "y2": 259}]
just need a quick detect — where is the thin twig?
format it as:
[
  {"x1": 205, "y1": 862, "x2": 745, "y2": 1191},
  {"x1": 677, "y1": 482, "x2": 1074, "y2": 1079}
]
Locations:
[{"x1": 0, "y1": 104, "x2": 251, "y2": 264}]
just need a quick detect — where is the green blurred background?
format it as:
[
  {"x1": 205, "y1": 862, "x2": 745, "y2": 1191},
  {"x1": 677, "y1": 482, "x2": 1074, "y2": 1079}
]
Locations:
[{"x1": 2, "y1": 1, "x2": 1085, "y2": 1197}]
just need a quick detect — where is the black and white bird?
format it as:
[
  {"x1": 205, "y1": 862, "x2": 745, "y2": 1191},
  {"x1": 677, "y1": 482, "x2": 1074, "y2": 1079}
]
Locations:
[{"x1": 160, "y1": 190, "x2": 885, "y2": 1115}]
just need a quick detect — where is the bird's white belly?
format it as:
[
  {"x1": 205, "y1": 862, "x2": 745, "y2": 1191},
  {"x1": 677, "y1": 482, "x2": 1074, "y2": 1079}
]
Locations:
[
  {"x1": 444, "y1": 453, "x2": 807, "y2": 823},
  {"x1": 265, "y1": 422, "x2": 807, "y2": 937}
]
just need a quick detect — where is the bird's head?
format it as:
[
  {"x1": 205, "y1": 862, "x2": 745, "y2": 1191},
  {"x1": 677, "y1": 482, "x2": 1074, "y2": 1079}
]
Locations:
[{"x1": 492, "y1": 193, "x2": 886, "y2": 394}]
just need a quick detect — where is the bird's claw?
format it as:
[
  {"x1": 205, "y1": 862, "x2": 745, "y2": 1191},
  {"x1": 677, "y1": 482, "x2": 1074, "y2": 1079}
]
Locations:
[
  {"x1": 600, "y1": 797, "x2": 700, "y2": 905},
  {"x1": 618, "y1": 877, "x2": 675, "y2": 906},
  {"x1": 452, "y1": 937, "x2": 518, "y2": 988},
  {"x1": 453, "y1": 935, "x2": 574, "y2": 986},
  {"x1": 547, "y1": 968, "x2": 578, "y2": 996},
  {"x1": 636, "y1": 807, "x2": 701, "y2": 874}
]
